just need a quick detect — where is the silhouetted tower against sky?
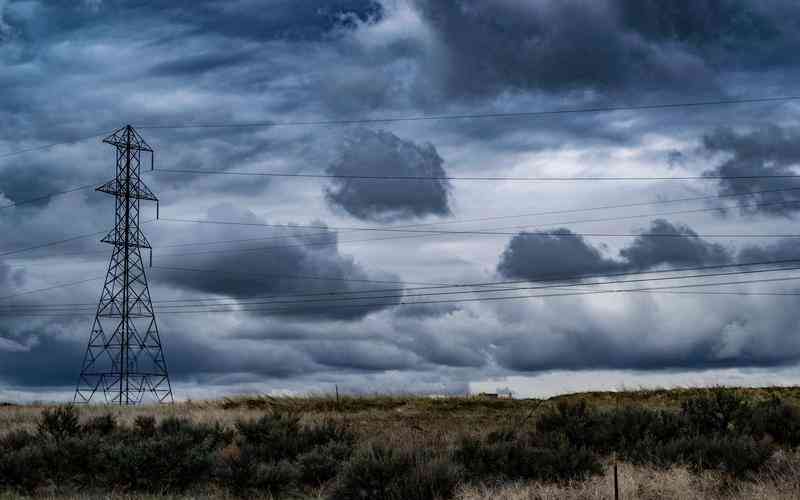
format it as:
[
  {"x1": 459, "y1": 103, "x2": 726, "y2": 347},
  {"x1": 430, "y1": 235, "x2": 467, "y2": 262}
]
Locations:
[{"x1": 74, "y1": 125, "x2": 173, "y2": 405}]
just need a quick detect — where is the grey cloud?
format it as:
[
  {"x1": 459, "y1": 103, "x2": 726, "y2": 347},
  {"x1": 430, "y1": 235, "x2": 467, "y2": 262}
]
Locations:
[
  {"x1": 325, "y1": 129, "x2": 451, "y2": 222},
  {"x1": 412, "y1": 0, "x2": 718, "y2": 100},
  {"x1": 0, "y1": 258, "x2": 23, "y2": 288},
  {"x1": 617, "y1": 0, "x2": 778, "y2": 48},
  {"x1": 738, "y1": 237, "x2": 800, "y2": 264},
  {"x1": 4, "y1": 0, "x2": 800, "y2": 399},
  {"x1": 149, "y1": 50, "x2": 257, "y2": 77},
  {"x1": 494, "y1": 317, "x2": 800, "y2": 373},
  {"x1": 702, "y1": 126, "x2": 800, "y2": 216},
  {"x1": 154, "y1": 203, "x2": 402, "y2": 320},
  {"x1": 498, "y1": 219, "x2": 732, "y2": 280},
  {"x1": 498, "y1": 228, "x2": 620, "y2": 279},
  {"x1": 5, "y1": 1, "x2": 382, "y2": 45},
  {"x1": 304, "y1": 340, "x2": 418, "y2": 371},
  {"x1": 393, "y1": 303, "x2": 461, "y2": 319},
  {"x1": 620, "y1": 219, "x2": 731, "y2": 269}
]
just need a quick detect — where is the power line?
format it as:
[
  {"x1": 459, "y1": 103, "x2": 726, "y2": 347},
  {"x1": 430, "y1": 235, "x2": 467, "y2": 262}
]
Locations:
[
  {"x1": 0, "y1": 229, "x2": 107, "y2": 258},
  {"x1": 148, "y1": 198, "x2": 800, "y2": 260},
  {"x1": 158, "y1": 214, "x2": 800, "y2": 239},
  {"x1": 0, "y1": 131, "x2": 111, "y2": 160},
  {"x1": 4, "y1": 273, "x2": 800, "y2": 317},
  {"x1": 0, "y1": 220, "x2": 154, "y2": 259},
  {"x1": 138, "y1": 266, "x2": 800, "y2": 310},
  {"x1": 0, "y1": 277, "x2": 104, "y2": 302},
  {"x1": 6, "y1": 260, "x2": 800, "y2": 312},
  {"x1": 9, "y1": 188, "x2": 798, "y2": 263},
  {"x1": 655, "y1": 290, "x2": 800, "y2": 297},
  {"x1": 150, "y1": 186, "x2": 800, "y2": 248},
  {"x1": 151, "y1": 257, "x2": 800, "y2": 299},
  {"x1": 9, "y1": 195, "x2": 799, "y2": 263},
  {"x1": 153, "y1": 169, "x2": 800, "y2": 182},
  {"x1": 135, "y1": 95, "x2": 800, "y2": 130},
  {"x1": 0, "y1": 183, "x2": 98, "y2": 210}
]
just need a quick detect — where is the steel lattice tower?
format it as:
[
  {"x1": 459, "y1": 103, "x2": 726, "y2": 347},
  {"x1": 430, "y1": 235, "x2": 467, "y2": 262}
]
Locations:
[{"x1": 74, "y1": 125, "x2": 173, "y2": 405}]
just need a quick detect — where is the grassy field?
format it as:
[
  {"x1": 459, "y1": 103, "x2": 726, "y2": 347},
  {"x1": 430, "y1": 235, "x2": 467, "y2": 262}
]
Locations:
[{"x1": 1, "y1": 387, "x2": 800, "y2": 499}]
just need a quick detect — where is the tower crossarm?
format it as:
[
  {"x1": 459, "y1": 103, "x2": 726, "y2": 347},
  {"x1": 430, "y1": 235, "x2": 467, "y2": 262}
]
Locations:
[{"x1": 96, "y1": 178, "x2": 158, "y2": 202}]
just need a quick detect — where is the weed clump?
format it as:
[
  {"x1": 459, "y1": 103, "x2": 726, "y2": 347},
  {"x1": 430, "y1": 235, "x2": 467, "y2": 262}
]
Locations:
[
  {"x1": 220, "y1": 412, "x2": 355, "y2": 497},
  {"x1": 530, "y1": 389, "x2": 786, "y2": 479},
  {"x1": 332, "y1": 445, "x2": 463, "y2": 500},
  {"x1": 37, "y1": 406, "x2": 80, "y2": 441},
  {"x1": 454, "y1": 432, "x2": 602, "y2": 482}
]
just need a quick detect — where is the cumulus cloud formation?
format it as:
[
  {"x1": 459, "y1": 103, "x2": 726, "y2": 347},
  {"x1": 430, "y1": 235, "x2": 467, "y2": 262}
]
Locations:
[
  {"x1": 325, "y1": 129, "x2": 451, "y2": 222},
  {"x1": 702, "y1": 126, "x2": 800, "y2": 216},
  {"x1": 3, "y1": 0, "x2": 800, "y2": 399},
  {"x1": 410, "y1": 0, "x2": 794, "y2": 100},
  {"x1": 154, "y1": 204, "x2": 402, "y2": 320},
  {"x1": 498, "y1": 219, "x2": 732, "y2": 280},
  {"x1": 0, "y1": 1, "x2": 10, "y2": 42}
]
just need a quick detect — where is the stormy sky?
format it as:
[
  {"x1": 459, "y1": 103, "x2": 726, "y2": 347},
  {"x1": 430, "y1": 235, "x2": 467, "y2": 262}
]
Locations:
[{"x1": 3, "y1": 0, "x2": 800, "y2": 402}]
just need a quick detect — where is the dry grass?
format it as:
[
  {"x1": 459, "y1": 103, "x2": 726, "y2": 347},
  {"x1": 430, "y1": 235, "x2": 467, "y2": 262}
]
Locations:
[
  {"x1": 458, "y1": 454, "x2": 800, "y2": 500},
  {"x1": 0, "y1": 394, "x2": 543, "y2": 445}
]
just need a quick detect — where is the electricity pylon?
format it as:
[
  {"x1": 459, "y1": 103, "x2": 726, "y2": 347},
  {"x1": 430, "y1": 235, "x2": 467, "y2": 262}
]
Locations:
[{"x1": 74, "y1": 125, "x2": 173, "y2": 405}]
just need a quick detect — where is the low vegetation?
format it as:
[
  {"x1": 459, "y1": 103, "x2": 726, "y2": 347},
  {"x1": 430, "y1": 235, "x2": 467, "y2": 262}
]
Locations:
[{"x1": 0, "y1": 387, "x2": 799, "y2": 498}]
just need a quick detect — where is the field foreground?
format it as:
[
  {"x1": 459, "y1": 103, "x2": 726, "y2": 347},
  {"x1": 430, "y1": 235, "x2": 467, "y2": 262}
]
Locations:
[{"x1": 2, "y1": 387, "x2": 800, "y2": 499}]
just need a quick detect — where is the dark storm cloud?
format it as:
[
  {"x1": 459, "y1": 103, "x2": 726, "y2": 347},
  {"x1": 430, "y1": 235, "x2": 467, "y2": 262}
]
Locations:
[
  {"x1": 3, "y1": 0, "x2": 382, "y2": 45},
  {"x1": 407, "y1": 0, "x2": 800, "y2": 105},
  {"x1": 0, "y1": 258, "x2": 23, "y2": 288},
  {"x1": 3, "y1": 0, "x2": 800, "y2": 398},
  {"x1": 738, "y1": 237, "x2": 800, "y2": 264},
  {"x1": 498, "y1": 228, "x2": 621, "y2": 279},
  {"x1": 498, "y1": 219, "x2": 732, "y2": 280},
  {"x1": 0, "y1": 326, "x2": 317, "y2": 387},
  {"x1": 0, "y1": 332, "x2": 84, "y2": 386},
  {"x1": 149, "y1": 50, "x2": 257, "y2": 77},
  {"x1": 393, "y1": 303, "x2": 460, "y2": 319},
  {"x1": 154, "y1": 204, "x2": 402, "y2": 320},
  {"x1": 494, "y1": 318, "x2": 800, "y2": 373},
  {"x1": 620, "y1": 219, "x2": 731, "y2": 269},
  {"x1": 617, "y1": 0, "x2": 778, "y2": 47},
  {"x1": 702, "y1": 126, "x2": 800, "y2": 216},
  {"x1": 325, "y1": 129, "x2": 451, "y2": 222},
  {"x1": 304, "y1": 340, "x2": 418, "y2": 371},
  {"x1": 143, "y1": 0, "x2": 384, "y2": 43}
]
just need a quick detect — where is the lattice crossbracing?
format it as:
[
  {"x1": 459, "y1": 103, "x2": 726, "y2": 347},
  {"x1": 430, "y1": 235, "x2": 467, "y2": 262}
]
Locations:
[{"x1": 74, "y1": 125, "x2": 172, "y2": 405}]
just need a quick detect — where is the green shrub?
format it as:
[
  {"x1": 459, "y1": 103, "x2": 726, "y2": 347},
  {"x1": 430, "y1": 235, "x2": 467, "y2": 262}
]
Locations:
[
  {"x1": 0, "y1": 429, "x2": 37, "y2": 451},
  {"x1": 37, "y1": 406, "x2": 79, "y2": 441},
  {"x1": 82, "y1": 414, "x2": 117, "y2": 436},
  {"x1": 236, "y1": 412, "x2": 304, "y2": 462},
  {"x1": 536, "y1": 400, "x2": 684, "y2": 456},
  {"x1": 454, "y1": 433, "x2": 601, "y2": 483},
  {"x1": 397, "y1": 455, "x2": 464, "y2": 500},
  {"x1": 298, "y1": 441, "x2": 353, "y2": 485},
  {"x1": 103, "y1": 432, "x2": 220, "y2": 492},
  {"x1": 236, "y1": 413, "x2": 353, "y2": 463},
  {"x1": 681, "y1": 389, "x2": 750, "y2": 435},
  {"x1": 134, "y1": 415, "x2": 156, "y2": 435},
  {"x1": 750, "y1": 397, "x2": 800, "y2": 447},
  {"x1": 658, "y1": 434, "x2": 774, "y2": 479},
  {"x1": 303, "y1": 418, "x2": 356, "y2": 449},
  {"x1": 332, "y1": 445, "x2": 463, "y2": 500},
  {"x1": 0, "y1": 444, "x2": 47, "y2": 493},
  {"x1": 217, "y1": 447, "x2": 299, "y2": 497},
  {"x1": 251, "y1": 460, "x2": 300, "y2": 496},
  {"x1": 216, "y1": 447, "x2": 259, "y2": 497}
]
